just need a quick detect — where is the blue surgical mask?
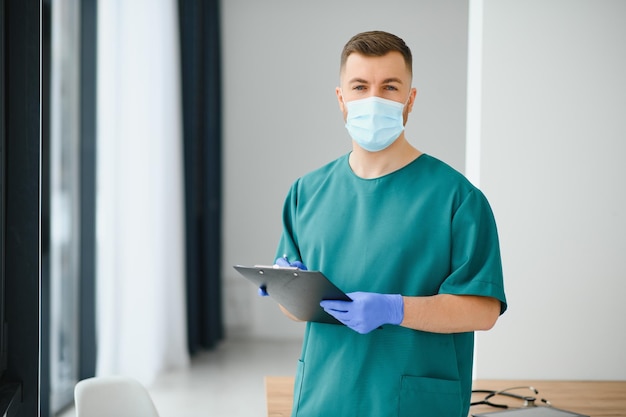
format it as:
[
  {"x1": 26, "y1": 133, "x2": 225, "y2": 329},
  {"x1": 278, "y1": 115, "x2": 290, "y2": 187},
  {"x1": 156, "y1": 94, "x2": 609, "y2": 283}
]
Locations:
[{"x1": 344, "y1": 96, "x2": 406, "y2": 152}]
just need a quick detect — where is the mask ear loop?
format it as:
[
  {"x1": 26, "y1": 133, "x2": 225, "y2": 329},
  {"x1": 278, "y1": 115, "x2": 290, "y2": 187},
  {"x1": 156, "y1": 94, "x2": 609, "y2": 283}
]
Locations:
[{"x1": 403, "y1": 88, "x2": 414, "y2": 107}]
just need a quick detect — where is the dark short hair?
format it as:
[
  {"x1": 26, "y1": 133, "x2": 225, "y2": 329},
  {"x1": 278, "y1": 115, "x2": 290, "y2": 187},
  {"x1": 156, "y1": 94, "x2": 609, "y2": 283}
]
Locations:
[{"x1": 340, "y1": 31, "x2": 413, "y2": 75}]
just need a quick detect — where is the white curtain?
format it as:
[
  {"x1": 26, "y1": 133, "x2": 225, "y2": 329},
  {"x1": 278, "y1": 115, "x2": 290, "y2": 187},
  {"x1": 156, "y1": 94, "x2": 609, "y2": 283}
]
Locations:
[{"x1": 96, "y1": 0, "x2": 189, "y2": 385}]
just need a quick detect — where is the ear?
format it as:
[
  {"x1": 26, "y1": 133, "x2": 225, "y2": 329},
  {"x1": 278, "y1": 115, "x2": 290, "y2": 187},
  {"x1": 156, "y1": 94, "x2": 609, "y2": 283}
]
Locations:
[
  {"x1": 336, "y1": 87, "x2": 346, "y2": 113},
  {"x1": 406, "y1": 87, "x2": 417, "y2": 113}
]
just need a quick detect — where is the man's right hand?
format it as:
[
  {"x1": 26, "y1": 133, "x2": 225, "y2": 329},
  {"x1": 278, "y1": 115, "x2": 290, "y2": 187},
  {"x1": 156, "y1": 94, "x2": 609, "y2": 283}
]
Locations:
[
  {"x1": 274, "y1": 256, "x2": 307, "y2": 270},
  {"x1": 257, "y1": 256, "x2": 307, "y2": 297}
]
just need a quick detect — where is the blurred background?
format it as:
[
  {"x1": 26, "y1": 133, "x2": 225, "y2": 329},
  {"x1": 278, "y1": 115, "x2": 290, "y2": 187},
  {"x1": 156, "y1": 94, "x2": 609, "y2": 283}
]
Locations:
[{"x1": 1, "y1": 0, "x2": 624, "y2": 416}]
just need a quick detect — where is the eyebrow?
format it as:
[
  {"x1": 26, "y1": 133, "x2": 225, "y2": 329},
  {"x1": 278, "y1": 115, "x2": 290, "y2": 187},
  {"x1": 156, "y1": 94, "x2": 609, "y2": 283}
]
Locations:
[{"x1": 348, "y1": 77, "x2": 404, "y2": 85}]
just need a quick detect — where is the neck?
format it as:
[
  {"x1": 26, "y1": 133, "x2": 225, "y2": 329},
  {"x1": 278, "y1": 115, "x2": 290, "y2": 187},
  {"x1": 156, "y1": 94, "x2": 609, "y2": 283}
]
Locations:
[{"x1": 349, "y1": 134, "x2": 422, "y2": 179}]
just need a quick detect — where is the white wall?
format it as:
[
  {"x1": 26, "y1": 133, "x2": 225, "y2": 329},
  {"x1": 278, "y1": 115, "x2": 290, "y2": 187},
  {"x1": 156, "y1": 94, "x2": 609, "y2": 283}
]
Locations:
[
  {"x1": 221, "y1": 1, "x2": 470, "y2": 339},
  {"x1": 222, "y1": 0, "x2": 626, "y2": 381},
  {"x1": 475, "y1": 0, "x2": 626, "y2": 380}
]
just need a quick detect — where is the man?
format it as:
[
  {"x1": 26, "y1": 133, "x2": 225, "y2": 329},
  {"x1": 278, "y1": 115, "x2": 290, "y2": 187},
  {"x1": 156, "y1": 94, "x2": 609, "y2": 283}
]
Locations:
[{"x1": 272, "y1": 31, "x2": 507, "y2": 417}]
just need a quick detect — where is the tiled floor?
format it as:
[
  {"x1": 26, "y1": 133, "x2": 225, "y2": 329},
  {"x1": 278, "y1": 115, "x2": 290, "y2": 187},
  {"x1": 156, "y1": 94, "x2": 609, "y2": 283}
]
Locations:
[{"x1": 57, "y1": 337, "x2": 302, "y2": 417}]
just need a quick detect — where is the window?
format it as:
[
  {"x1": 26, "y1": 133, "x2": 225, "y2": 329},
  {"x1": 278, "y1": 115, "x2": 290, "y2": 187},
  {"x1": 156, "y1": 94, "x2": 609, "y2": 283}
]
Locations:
[{"x1": 48, "y1": 0, "x2": 82, "y2": 412}]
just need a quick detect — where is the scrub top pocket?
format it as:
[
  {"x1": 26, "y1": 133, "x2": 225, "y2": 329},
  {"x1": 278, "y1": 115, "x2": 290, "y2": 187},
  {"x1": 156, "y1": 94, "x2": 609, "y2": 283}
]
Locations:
[{"x1": 398, "y1": 375, "x2": 462, "y2": 417}]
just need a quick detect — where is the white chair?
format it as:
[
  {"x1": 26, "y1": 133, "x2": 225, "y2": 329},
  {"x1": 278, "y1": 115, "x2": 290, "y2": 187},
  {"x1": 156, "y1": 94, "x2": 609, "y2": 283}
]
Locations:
[{"x1": 74, "y1": 376, "x2": 160, "y2": 417}]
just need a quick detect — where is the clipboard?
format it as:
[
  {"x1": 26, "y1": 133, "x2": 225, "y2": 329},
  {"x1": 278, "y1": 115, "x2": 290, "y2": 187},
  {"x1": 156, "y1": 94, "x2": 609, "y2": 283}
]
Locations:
[{"x1": 233, "y1": 265, "x2": 351, "y2": 325}]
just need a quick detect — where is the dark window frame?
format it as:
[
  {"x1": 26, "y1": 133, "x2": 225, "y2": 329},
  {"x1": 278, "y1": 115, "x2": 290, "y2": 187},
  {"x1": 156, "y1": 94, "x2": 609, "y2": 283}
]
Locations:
[
  {"x1": 1, "y1": 0, "x2": 97, "y2": 415},
  {"x1": 3, "y1": 0, "x2": 42, "y2": 416}
]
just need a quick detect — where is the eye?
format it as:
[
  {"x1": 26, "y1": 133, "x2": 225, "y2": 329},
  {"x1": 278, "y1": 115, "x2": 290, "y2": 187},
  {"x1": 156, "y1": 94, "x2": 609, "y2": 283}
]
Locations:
[
  {"x1": 352, "y1": 85, "x2": 366, "y2": 91},
  {"x1": 384, "y1": 85, "x2": 399, "y2": 91}
]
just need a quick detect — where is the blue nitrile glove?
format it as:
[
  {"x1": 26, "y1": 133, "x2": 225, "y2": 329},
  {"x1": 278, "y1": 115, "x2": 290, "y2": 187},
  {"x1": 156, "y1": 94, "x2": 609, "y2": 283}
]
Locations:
[
  {"x1": 258, "y1": 256, "x2": 308, "y2": 296},
  {"x1": 320, "y1": 291, "x2": 404, "y2": 334},
  {"x1": 274, "y1": 256, "x2": 307, "y2": 271},
  {"x1": 258, "y1": 285, "x2": 269, "y2": 297}
]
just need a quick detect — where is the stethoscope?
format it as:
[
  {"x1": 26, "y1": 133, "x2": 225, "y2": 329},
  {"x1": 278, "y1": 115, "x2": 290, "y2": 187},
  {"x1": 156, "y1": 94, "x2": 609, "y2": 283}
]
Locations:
[{"x1": 471, "y1": 386, "x2": 552, "y2": 409}]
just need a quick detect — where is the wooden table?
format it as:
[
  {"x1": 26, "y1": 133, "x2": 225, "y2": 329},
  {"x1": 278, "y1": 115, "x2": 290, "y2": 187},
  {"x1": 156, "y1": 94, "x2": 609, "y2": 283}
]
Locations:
[
  {"x1": 265, "y1": 377, "x2": 626, "y2": 417},
  {"x1": 265, "y1": 376, "x2": 296, "y2": 417}
]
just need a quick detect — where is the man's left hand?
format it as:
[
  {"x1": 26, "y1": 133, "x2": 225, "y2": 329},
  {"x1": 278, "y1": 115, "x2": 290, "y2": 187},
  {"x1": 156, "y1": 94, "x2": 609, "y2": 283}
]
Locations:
[{"x1": 321, "y1": 291, "x2": 404, "y2": 334}]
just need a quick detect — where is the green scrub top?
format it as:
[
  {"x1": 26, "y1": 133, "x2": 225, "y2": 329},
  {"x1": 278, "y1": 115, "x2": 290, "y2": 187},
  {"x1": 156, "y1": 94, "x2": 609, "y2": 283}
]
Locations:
[{"x1": 276, "y1": 154, "x2": 507, "y2": 417}]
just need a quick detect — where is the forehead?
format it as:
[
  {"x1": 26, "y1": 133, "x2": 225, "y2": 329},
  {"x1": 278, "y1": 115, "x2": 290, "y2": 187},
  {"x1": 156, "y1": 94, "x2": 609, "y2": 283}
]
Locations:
[{"x1": 341, "y1": 51, "x2": 411, "y2": 83}]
